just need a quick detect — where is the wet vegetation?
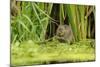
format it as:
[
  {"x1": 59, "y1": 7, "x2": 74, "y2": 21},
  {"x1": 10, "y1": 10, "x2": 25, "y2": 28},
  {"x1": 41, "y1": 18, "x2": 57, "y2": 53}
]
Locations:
[{"x1": 11, "y1": 0, "x2": 95, "y2": 66}]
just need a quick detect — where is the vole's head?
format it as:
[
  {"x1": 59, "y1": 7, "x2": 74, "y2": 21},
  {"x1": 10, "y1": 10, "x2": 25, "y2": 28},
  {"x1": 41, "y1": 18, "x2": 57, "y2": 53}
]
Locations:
[{"x1": 56, "y1": 25, "x2": 67, "y2": 36}]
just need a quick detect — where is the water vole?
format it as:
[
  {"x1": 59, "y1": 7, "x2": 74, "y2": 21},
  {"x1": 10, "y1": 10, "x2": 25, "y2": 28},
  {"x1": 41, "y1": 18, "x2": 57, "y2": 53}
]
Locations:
[{"x1": 56, "y1": 25, "x2": 74, "y2": 43}]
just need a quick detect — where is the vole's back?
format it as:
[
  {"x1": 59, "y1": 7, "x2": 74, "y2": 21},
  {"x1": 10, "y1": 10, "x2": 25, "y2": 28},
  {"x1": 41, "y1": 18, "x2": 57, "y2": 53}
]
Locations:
[{"x1": 56, "y1": 25, "x2": 74, "y2": 43}]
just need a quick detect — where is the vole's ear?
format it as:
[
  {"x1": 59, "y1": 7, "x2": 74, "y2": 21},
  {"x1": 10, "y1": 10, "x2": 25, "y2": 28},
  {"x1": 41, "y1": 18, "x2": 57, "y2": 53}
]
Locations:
[
  {"x1": 64, "y1": 25, "x2": 69, "y2": 29},
  {"x1": 64, "y1": 25, "x2": 66, "y2": 28}
]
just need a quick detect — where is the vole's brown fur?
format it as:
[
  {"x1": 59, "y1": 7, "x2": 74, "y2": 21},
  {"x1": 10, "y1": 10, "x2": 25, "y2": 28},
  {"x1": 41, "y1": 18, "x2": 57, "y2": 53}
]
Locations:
[
  {"x1": 35, "y1": 25, "x2": 74, "y2": 44},
  {"x1": 56, "y1": 25, "x2": 74, "y2": 43}
]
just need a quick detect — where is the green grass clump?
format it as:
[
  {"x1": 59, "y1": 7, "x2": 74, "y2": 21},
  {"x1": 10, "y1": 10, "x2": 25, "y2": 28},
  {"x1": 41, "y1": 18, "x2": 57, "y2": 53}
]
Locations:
[
  {"x1": 11, "y1": 39, "x2": 95, "y2": 66},
  {"x1": 11, "y1": 2, "x2": 95, "y2": 43}
]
